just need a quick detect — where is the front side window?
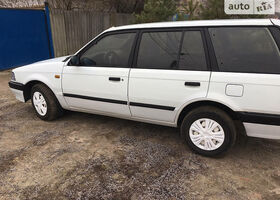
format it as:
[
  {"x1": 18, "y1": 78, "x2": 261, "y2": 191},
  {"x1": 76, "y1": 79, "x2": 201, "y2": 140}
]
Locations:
[
  {"x1": 209, "y1": 27, "x2": 280, "y2": 74},
  {"x1": 136, "y1": 31, "x2": 182, "y2": 69},
  {"x1": 80, "y1": 32, "x2": 136, "y2": 67}
]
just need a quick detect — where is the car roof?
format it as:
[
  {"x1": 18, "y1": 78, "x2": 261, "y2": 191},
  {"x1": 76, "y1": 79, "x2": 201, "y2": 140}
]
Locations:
[{"x1": 107, "y1": 19, "x2": 276, "y2": 32}]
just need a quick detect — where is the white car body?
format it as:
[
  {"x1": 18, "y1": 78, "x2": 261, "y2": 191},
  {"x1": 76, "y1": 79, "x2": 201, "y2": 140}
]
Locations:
[{"x1": 9, "y1": 19, "x2": 280, "y2": 140}]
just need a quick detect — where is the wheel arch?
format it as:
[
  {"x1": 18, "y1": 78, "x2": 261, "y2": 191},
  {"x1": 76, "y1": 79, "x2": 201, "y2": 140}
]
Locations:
[
  {"x1": 176, "y1": 100, "x2": 240, "y2": 127},
  {"x1": 23, "y1": 80, "x2": 56, "y2": 102}
]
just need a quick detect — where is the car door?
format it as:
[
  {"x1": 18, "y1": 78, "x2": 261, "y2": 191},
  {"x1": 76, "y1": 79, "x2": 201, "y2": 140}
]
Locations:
[
  {"x1": 207, "y1": 26, "x2": 280, "y2": 137},
  {"x1": 128, "y1": 29, "x2": 211, "y2": 123},
  {"x1": 62, "y1": 31, "x2": 137, "y2": 116}
]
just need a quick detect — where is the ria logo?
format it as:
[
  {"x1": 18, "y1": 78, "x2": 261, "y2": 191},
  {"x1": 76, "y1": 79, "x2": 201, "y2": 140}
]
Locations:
[
  {"x1": 256, "y1": 2, "x2": 273, "y2": 12},
  {"x1": 224, "y1": 0, "x2": 275, "y2": 15}
]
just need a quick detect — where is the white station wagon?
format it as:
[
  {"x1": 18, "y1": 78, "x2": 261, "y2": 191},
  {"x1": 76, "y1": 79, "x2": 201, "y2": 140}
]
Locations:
[{"x1": 9, "y1": 19, "x2": 280, "y2": 156}]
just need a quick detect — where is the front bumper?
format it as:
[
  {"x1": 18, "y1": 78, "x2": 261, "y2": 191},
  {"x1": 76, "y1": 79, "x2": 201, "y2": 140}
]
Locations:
[{"x1": 9, "y1": 81, "x2": 25, "y2": 102}]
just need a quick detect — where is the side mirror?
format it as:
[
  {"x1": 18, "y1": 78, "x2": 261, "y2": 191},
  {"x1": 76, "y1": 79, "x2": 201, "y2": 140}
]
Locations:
[{"x1": 69, "y1": 55, "x2": 80, "y2": 66}]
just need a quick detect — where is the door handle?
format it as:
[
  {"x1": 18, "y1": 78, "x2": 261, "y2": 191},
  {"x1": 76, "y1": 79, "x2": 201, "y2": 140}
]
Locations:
[
  {"x1": 185, "y1": 82, "x2": 200, "y2": 87},
  {"x1": 109, "y1": 77, "x2": 121, "y2": 81}
]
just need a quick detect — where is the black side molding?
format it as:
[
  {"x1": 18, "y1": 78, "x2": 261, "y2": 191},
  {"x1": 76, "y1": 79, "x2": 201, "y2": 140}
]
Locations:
[
  {"x1": 63, "y1": 93, "x2": 127, "y2": 105},
  {"x1": 9, "y1": 81, "x2": 24, "y2": 91},
  {"x1": 237, "y1": 112, "x2": 280, "y2": 126},
  {"x1": 63, "y1": 93, "x2": 175, "y2": 111},
  {"x1": 130, "y1": 102, "x2": 175, "y2": 111}
]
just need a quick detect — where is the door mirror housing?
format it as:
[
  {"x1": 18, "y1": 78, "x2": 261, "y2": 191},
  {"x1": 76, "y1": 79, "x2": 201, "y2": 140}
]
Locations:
[{"x1": 69, "y1": 55, "x2": 80, "y2": 66}]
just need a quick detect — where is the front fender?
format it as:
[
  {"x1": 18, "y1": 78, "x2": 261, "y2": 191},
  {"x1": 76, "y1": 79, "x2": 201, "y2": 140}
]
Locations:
[{"x1": 20, "y1": 73, "x2": 68, "y2": 109}]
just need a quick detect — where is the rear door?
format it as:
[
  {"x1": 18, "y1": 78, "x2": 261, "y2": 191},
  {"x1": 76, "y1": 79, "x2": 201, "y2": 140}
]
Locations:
[{"x1": 128, "y1": 28, "x2": 211, "y2": 123}]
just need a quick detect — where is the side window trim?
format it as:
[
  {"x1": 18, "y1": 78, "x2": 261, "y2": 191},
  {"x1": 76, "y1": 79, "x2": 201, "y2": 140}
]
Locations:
[
  {"x1": 268, "y1": 26, "x2": 280, "y2": 53},
  {"x1": 69, "y1": 30, "x2": 138, "y2": 68},
  {"x1": 128, "y1": 30, "x2": 140, "y2": 68},
  {"x1": 130, "y1": 29, "x2": 142, "y2": 69},
  {"x1": 178, "y1": 28, "x2": 210, "y2": 71},
  {"x1": 176, "y1": 30, "x2": 185, "y2": 69},
  {"x1": 131, "y1": 30, "x2": 142, "y2": 69},
  {"x1": 204, "y1": 28, "x2": 219, "y2": 71}
]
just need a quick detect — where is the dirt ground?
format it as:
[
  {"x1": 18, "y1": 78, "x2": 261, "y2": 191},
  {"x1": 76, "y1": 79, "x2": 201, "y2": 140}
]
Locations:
[{"x1": 1, "y1": 71, "x2": 280, "y2": 200}]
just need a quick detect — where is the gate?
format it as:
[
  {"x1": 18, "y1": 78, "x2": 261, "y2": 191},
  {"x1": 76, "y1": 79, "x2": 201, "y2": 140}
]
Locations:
[{"x1": 0, "y1": 6, "x2": 54, "y2": 70}]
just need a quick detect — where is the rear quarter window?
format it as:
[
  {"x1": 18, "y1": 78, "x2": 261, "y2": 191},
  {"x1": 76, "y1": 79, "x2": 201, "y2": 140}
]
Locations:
[{"x1": 209, "y1": 27, "x2": 280, "y2": 74}]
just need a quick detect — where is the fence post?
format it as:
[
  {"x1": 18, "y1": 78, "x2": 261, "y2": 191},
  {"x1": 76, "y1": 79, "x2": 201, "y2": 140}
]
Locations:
[{"x1": 44, "y1": 2, "x2": 55, "y2": 58}]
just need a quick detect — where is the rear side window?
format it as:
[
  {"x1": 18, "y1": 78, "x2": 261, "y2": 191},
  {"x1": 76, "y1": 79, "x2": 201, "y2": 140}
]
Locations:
[
  {"x1": 136, "y1": 31, "x2": 182, "y2": 69},
  {"x1": 209, "y1": 27, "x2": 280, "y2": 74},
  {"x1": 178, "y1": 31, "x2": 207, "y2": 71}
]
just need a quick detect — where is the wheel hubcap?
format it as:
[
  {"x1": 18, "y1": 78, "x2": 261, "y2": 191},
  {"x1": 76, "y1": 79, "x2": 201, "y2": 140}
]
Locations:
[
  {"x1": 33, "y1": 92, "x2": 47, "y2": 116},
  {"x1": 189, "y1": 118, "x2": 225, "y2": 151}
]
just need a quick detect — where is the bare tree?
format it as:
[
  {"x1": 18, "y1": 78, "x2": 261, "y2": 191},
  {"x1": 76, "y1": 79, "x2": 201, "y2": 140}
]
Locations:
[
  {"x1": 47, "y1": 0, "x2": 144, "y2": 13},
  {"x1": 46, "y1": 0, "x2": 100, "y2": 10},
  {"x1": 0, "y1": 0, "x2": 43, "y2": 8},
  {"x1": 103, "y1": 0, "x2": 144, "y2": 13},
  {"x1": 47, "y1": 0, "x2": 73, "y2": 10},
  {"x1": 0, "y1": 0, "x2": 145, "y2": 13},
  {"x1": 179, "y1": 0, "x2": 200, "y2": 20}
]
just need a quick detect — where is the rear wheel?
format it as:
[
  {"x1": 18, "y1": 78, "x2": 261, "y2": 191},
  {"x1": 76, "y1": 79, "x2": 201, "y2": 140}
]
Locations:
[
  {"x1": 180, "y1": 106, "x2": 236, "y2": 157},
  {"x1": 31, "y1": 84, "x2": 63, "y2": 121}
]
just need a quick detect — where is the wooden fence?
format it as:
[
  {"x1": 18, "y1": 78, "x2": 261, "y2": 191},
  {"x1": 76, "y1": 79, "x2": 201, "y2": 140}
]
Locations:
[{"x1": 49, "y1": 9, "x2": 134, "y2": 57}]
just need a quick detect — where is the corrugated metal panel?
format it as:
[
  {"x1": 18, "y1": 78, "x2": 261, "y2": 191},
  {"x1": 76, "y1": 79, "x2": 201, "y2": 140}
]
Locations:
[{"x1": 0, "y1": 8, "x2": 52, "y2": 70}]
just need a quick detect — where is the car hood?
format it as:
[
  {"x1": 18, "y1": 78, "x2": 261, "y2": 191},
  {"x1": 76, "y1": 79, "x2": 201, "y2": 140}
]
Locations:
[
  {"x1": 13, "y1": 55, "x2": 71, "y2": 73},
  {"x1": 34, "y1": 56, "x2": 70, "y2": 64}
]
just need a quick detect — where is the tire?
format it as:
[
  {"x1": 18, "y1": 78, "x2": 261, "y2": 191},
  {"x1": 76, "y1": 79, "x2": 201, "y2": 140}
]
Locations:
[
  {"x1": 31, "y1": 84, "x2": 63, "y2": 121},
  {"x1": 180, "y1": 106, "x2": 236, "y2": 157}
]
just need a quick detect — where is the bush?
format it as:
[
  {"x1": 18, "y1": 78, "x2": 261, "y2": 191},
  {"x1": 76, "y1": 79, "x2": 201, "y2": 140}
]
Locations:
[{"x1": 134, "y1": 0, "x2": 177, "y2": 23}]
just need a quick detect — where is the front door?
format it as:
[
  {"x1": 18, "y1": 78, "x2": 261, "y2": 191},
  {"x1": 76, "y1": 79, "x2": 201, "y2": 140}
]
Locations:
[{"x1": 62, "y1": 31, "x2": 137, "y2": 117}]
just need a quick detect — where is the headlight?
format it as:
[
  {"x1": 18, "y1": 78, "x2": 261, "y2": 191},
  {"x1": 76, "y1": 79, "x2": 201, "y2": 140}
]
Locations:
[{"x1": 11, "y1": 72, "x2": 16, "y2": 81}]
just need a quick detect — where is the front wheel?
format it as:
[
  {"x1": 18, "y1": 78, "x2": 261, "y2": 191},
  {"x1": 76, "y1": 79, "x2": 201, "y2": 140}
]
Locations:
[
  {"x1": 180, "y1": 106, "x2": 236, "y2": 157},
  {"x1": 31, "y1": 84, "x2": 63, "y2": 121}
]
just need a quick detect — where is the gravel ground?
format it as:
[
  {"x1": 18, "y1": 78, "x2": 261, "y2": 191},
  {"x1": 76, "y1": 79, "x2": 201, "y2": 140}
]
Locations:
[{"x1": 1, "y1": 70, "x2": 280, "y2": 200}]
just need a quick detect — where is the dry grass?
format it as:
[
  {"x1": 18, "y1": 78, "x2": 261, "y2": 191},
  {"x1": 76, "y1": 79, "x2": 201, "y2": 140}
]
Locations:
[{"x1": 0, "y1": 71, "x2": 280, "y2": 200}]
